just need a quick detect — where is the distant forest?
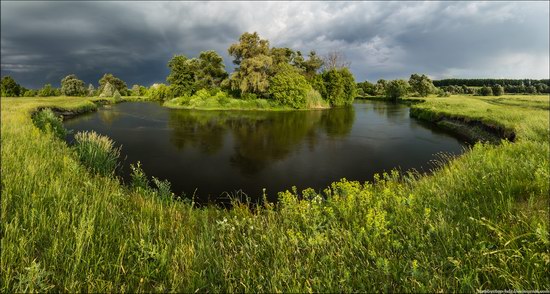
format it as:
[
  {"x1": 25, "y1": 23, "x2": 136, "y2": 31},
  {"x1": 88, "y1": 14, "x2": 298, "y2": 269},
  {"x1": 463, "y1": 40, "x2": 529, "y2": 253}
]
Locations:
[{"x1": 433, "y1": 79, "x2": 550, "y2": 87}]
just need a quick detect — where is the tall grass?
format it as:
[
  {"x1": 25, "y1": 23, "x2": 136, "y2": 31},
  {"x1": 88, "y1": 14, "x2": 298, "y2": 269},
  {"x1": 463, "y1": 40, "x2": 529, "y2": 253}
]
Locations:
[
  {"x1": 73, "y1": 130, "x2": 121, "y2": 176},
  {"x1": 31, "y1": 108, "x2": 67, "y2": 139},
  {"x1": 1, "y1": 95, "x2": 548, "y2": 292}
]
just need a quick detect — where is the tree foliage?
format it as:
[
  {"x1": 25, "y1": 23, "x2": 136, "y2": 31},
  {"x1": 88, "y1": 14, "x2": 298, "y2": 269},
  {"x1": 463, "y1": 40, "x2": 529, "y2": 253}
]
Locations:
[
  {"x1": 409, "y1": 74, "x2": 435, "y2": 97},
  {"x1": 357, "y1": 80, "x2": 376, "y2": 96},
  {"x1": 385, "y1": 79, "x2": 410, "y2": 101},
  {"x1": 38, "y1": 84, "x2": 59, "y2": 97},
  {"x1": 167, "y1": 51, "x2": 228, "y2": 96},
  {"x1": 478, "y1": 86, "x2": 493, "y2": 96},
  {"x1": 99, "y1": 74, "x2": 127, "y2": 95},
  {"x1": 228, "y1": 32, "x2": 272, "y2": 96},
  {"x1": 1, "y1": 76, "x2": 22, "y2": 97},
  {"x1": 375, "y1": 79, "x2": 387, "y2": 96},
  {"x1": 320, "y1": 68, "x2": 357, "y2": 106},
  {"x1": 61, "y1": 74, "x2": 86, "y2": 96},
  {"x1": 268, "y1": 64, "x2": 311, "y2": 109},
  {"x1": 492, "y1": 84, "x2": 504, "y2": 96}
]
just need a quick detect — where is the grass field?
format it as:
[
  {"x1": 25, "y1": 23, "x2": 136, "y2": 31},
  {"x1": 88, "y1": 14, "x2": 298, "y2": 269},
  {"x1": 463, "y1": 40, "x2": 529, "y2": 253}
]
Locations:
[{"x1": 1, "y1": 94, "x2": 549, "y2": 292}]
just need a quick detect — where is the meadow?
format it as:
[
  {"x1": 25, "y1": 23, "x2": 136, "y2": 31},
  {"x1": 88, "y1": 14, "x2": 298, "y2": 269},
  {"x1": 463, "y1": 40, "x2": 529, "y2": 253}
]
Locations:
[{"x1": 1, "y1": 94, "x2": 549, "y2": 292}]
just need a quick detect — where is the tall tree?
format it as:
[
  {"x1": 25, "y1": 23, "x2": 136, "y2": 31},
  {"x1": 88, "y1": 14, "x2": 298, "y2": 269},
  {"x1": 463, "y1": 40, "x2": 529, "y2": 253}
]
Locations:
[
  {"x1": 295, "y1": 51, "x2": 324, "y2": 79},
  {"x1": 167, "y1": 50, "x2": 228, "y2": 96},
  {"x1": 409, "y1": 74, "x2": 435, "y2": 97},
  {"x1": 1, "y1": 76, "x2": 22, "y2": 97},
  {"x1": 167, "y1": 55, "x2": 198, "y2": 96},
  {"x1": 385, "y1": 80, "x2": 410, "y2": 101},
  {"x1": 228, "y1": 32, "x2": 273, "y2": 96},
  {"x1": 61, "y1": 74, "x2": 86, "y2": 96},
  {"x1": 99, "y1": 74, "x2": 127, "y2": 94}
]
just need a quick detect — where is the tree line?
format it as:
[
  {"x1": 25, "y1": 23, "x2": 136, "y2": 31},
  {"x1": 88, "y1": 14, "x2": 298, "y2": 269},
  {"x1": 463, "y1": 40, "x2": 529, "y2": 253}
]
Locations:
[{"x1": 1, "y1": 32, "x2": 358, "y2": 109}]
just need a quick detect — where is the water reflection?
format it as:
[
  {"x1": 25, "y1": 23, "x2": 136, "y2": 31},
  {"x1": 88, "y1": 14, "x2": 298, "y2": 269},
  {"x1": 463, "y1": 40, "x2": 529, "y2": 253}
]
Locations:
[{"x1": 167, "y1": 108, "x2": 355, "y2": 174}]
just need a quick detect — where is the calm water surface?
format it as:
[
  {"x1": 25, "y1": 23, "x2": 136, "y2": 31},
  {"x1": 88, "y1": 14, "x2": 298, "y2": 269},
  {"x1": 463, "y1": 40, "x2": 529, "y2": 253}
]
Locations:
[{"x1": 64, "y1": 101, "x2": 466, "y2": 203}]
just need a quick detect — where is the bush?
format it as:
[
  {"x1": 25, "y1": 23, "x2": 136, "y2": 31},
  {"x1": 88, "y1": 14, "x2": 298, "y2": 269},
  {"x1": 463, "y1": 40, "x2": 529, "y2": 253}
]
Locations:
[
  {"x1": 385, "y1": 79, "x2": 410, "y2": 101},
  {"x1": 492, "y1": 84, "x2": 504, "y2": 96},
  {"x1": 32, "y1": 108, "x2": 67, "y2": 139},
  {"x1": 478, "y1": 86, "x2": 493, "y2": 96},
  {"x1": 148, "y1": 83, "x2": 174, "y2": 100},
  {"x1": 320, "y1": 68, "x2": 357, "y2": 106},
  {"x1": 73, "y1": 131, "x2": 121, "y2": 176},
  {"x1": 38, "y1": 84, "x2": 58, "y2": 97},
  {"x1": 269, "y1": 64, "x2": 310, "y2": 109},
  {"x1": 437, "y1": 89, "x2": 451, "y2": 97},
  {"x1": 23, "y1": 90, "x2": 37, "y2": 97}
]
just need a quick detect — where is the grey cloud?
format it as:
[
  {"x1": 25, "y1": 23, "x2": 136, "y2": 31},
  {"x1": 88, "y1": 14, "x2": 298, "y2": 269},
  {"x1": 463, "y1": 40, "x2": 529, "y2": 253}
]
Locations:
[{"x1": 1, "y1": 1, "x2": 548, "y2": 89}]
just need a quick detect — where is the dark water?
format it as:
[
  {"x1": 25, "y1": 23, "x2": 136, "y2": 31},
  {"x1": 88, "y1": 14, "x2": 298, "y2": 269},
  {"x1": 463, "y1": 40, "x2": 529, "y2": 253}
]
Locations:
[{"x1": 64, "y1": 101, "x2": 466, "y2": 203}]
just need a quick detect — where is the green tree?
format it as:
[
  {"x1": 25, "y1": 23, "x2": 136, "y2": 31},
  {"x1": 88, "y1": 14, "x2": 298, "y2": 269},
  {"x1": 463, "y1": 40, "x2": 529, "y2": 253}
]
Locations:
[
  {"x1": 478, "y1": 86, "x2": 493, "y2": 96},
  {"x1": 131, "y1": 85, "x2": 141, "y2": 96},
  {"x1": 1, "y1": 76, "x2": 22, "y2": 97},
  {"x1": 385, "y1": 79, "x2": 410, "y2": 101},
  {"x1": 526, "y1": 85, "x2": 537, "y2": 94},
  {"x1": 268, "y1": 64, "x2": 311, "y2": 109},
  {"x1": 357, "y1": 81, "x2": 376, "y2": 96},
  {"x1": 375, "y1": 79, "x2": 387, "y2": 96},
  {"x1": 228, "y1": 32, "x2": 272, "y2": 96},
  {"x1": 61, "y1": 74, "x2": 86, "y2": 96},
  {"x1": 321, "y1": 68, "x2": 357, "y2": 106},
  {"x1": 23, "y1": 89, "x2": 37, "y2": 97},
  {"x1": 38, "y1": 84, "x2": 57, "y2": 97},
  {"x1": 195, "y1": 50, "x2": 228, "y2": 90},
  {"x1": 99, "y1": 74, "x2": 127, "y2": 95},
  {"x1": 409, "y1": 74, "x2": 435, "y2": 97},
  {"x1": 295, "y1": 51, "x2": 324, "y2": 80},
  {"x1": 167, "y1": 51, "x2": 227, "y2": 96},
  {"x1": 167, "y1": 55, "x2": 197, "y2": 96},
  {"x1": 492, "y1": 84, "x2": 504, "y2": 96}
]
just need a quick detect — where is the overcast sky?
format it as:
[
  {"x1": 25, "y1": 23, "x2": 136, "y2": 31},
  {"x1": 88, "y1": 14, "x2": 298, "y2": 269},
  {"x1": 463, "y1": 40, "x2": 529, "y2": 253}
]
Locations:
[{"x1": 1, "y1": 1, "x2": 549, "y2": 88}]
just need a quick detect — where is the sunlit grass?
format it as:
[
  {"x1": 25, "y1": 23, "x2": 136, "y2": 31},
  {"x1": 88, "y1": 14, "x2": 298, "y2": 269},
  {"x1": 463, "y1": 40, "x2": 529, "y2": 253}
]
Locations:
[{"x1": 1, "y1": 95, "x2": 548, "y2": 292}]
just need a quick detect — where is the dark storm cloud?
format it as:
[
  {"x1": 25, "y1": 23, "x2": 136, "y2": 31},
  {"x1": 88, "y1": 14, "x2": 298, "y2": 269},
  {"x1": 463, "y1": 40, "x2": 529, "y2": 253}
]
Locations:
[{"x1": 1, "y1": 1, "x2": 548, "y2": 88}]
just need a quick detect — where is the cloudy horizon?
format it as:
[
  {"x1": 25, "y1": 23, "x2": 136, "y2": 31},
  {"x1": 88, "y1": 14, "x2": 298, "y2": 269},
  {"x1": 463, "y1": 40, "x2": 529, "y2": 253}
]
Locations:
[{"x1": 1, "y1": 1, "x2": 549, "y2": 89}]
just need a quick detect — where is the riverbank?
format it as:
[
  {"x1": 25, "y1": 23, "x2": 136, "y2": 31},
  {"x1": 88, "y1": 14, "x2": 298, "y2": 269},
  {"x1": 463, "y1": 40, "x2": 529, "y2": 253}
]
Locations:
[{"x1": 1, "y1": 95, "x2": 548, "y2": 292}]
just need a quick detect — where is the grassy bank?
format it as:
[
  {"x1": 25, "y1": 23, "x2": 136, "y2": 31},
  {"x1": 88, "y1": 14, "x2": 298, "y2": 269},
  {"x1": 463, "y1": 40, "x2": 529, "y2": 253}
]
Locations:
[{"x1": 1, "y1": 95, "x2": 549, "y2": 292}]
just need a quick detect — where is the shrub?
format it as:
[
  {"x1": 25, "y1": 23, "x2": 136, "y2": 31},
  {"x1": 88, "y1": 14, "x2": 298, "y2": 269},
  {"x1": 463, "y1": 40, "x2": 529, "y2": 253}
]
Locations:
[
  {"x1": 478, "y1": 86, "x2": 493, "y2": 96},
  {"x1": 492, "y1": 84, "x2": 504, "y2": 96},
  {"x1": 23, "y1": 90, "x2": 37, "y2": 97},
  {"x1": 269, "y1": 64, "x2": 310, "y2": 109},
  {"x1": 385, "y1": 79, "x2": 410, "y2": 101},
  {"x1": 437, "y1": 89, "x2": 451, "y2": 97},
  {"x1": 38, "y1": 84, "x2": 57, "y2": 97},
  {"x1": 320, "y1": 68, "x2": 357, "y2": 106},
  {"x1": 73, "y1": 131, "x2": 121, "y2": 176},
  {"x1": 148, "y1": 83, "x2": 174, "y2": 100},
  {"x1": 32, "y1": 108, "x2": 67, "y2": 139}
]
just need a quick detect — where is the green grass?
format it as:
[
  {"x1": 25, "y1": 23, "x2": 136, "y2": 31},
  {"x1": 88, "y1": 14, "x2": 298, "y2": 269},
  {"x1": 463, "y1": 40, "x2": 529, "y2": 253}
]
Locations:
[{"x1": 1, "y1": 95, "x2": 549, "y2": 292}]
